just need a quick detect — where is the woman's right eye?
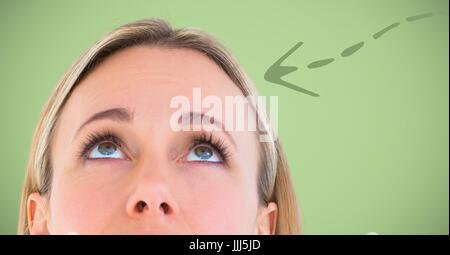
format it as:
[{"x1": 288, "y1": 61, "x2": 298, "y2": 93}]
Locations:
[{"x1": 88, "y1": 141, "x2": 126, "y2": 159}]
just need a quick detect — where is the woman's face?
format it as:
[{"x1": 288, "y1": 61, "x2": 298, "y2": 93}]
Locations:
[{"x1": 28, "y1": 46, "x2": 277, "y2": 234}]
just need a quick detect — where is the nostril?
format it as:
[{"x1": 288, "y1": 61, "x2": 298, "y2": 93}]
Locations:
[
  {"x1": 136, "y1": 200, "x2": 147, "y2": 213},
  {"x1": 160, "y1": 202, "x2": 170, "y2": 214}
]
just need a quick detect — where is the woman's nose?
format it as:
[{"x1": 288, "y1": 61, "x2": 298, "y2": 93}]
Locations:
[
  {"x1": 135, "y1": 200, "x2": 170, "y2": 214},
  {"x1": 125, "y1": 176, "x2": 179, "y2": 219}
]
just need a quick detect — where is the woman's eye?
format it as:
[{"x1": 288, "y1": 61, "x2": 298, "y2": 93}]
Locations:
[
  {"x1": 88, "y1": 142, "x2": 126, "y2": 159},
  {"x1": 186, "y1": 144, "x2": 223, "y2": 163}
]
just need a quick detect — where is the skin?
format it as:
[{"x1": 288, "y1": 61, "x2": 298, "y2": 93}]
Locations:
[{"x1": 27, "y1": 46, "x2": 277, "y2": 234}]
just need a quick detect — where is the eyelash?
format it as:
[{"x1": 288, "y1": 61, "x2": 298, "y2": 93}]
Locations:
[
  {"x1": 78, "y1": 129, "x2": 125, "y2": 159},
  {"x1": 189, "y1": 132, "x2": 231, "y2": 163},
  {"x1": 77, "y1": 130, "x2": 231, "y2": 163}
]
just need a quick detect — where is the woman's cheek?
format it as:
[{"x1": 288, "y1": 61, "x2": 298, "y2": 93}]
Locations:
[
  {"x1": 49, "y1": 169, "x2": 124, "y2": 234},
  {"x1": 182, "y1": 173, "x2": 251, "y2": 234}
]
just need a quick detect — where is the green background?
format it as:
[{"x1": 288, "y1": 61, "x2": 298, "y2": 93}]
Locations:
[{"x1": 0, "y1": 0, "x2": 448, "y2": 234}]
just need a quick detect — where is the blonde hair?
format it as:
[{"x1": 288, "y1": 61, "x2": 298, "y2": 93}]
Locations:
[{"x1": 18, "y1": 19, "x2": 300, "y2": 234}]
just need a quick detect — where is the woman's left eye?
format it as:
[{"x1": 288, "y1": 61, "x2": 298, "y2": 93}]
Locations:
[
  {"x1": 88, "y1": 141, "x2": 126, "y2": 159},
  {"x1": 186, "y1": 144, "x2": 223, "y2": 163}
]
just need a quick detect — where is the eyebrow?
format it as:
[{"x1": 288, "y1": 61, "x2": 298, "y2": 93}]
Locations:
[
  {"x1": 178, "y1": 111, "x2": 237, "y2": 148},
  {"x1": 73, "y1": 107, "x2": 133, "y2": 140}
]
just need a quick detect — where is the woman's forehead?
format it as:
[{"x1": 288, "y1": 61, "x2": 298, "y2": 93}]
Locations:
[
  {"x1": 76, "y1": 45, "x2": 238, "y2": 96},
  {"x1": 61, "y1": 46, "x2": 243, "y2": 123}
]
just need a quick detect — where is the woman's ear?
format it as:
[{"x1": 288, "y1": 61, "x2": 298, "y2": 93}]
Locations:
[
  {"x1": 255, "y1": 202, "x2": 278, "y2": 235},
  {"x1": 27, "y1": 193, "x2": 49, "y2": 235}
]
